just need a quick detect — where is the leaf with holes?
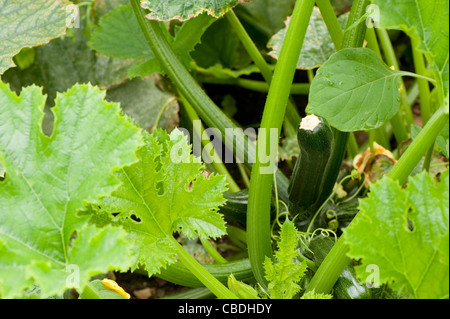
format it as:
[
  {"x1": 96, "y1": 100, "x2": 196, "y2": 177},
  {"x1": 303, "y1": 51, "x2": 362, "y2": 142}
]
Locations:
[
  {"x1": 0, "y1": 82, "x2": 142, "y2": 298},
  {"x1": 344, "y1": 170, "x2": 449, "y2": 299},
  {"x1": 306, "y1": 48, "x2": 410, "y2": 131},
  {"x1": 89, "y1": 129, "x2": 228, "y2": 276}
]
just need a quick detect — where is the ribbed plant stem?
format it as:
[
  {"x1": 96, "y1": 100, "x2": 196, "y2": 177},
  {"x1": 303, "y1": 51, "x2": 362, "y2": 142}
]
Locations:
[
  {"x1": 388, "y1": 106, "x2": 449, "y2": 184},
  {"x1": 305, "y1": 0, "x2": 370, "y2": 295},
  {"x1": 226, "y1": 9, "x2": 302, "y2": 129},
  {"x1": 129, "y1": 0, "x2": 291, "y2": 203},
  {"x1": 171, "y1": 237, "x2": 238, "y2": 299},
  {"x1": 246, "y1": 0, "x2": 315, "y2": 289}
]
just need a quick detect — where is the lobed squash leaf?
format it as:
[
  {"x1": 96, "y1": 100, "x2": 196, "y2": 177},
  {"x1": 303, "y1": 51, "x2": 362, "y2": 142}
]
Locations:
[
  {"x1": 0, "y1": 82, "x2": 143, "y2": 298},
  {"x1": 344, "y1": 170, "x2": 449, "y2": 299},
  {"x1": 88, "y1": 129, "x2": 228, "y2": 276}
]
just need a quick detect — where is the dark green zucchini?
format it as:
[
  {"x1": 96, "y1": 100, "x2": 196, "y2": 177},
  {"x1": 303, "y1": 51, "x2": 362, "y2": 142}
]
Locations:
[
  {"x1": 288, "y1": 114, "x2": 334, "y2": 219},
  {"x1": 219, "y1": 189, "x2": 249, "y2": 227}
]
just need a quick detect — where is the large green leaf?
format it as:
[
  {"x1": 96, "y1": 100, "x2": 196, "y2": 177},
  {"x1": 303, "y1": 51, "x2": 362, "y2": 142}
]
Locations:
[
  {"x1": 306, "y1": 48, "x2": 408, "y2": 131},
  {"x1": 0, "y1": 0, "x2": 70, "y2": 74},
  {"x1": 372, "y1": 0, "x2": 449, "y2": 96},
  {"x1": 268, "y1": 8, "x2": 348, "y2": 69},
  {"x1": 344, "y1": 170, "x2": 449, "y2": 299},
  {"x1": 89, "y1": 129, "x2": 228, "y2": 276},
  {"x1": 2, "y1": 10, "x2": 134, "y2": 107},
  {"x1": 0, "y1": 82, "x2": 143, "y2": 298},
  {"x1": 141, "y1": 0, "x2": 241, "y2": 21}
]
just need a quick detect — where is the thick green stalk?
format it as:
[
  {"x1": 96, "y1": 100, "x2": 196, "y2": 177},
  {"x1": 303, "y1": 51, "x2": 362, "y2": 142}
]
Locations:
[
  {"x1": 316, "y1": 0, "x2": 344, "y2": 50},
  {"x1": 376, "y1": 27, "x2": 413, "y2": 139},
  {"x1": 226, "y1": 9, "x2": 302, "y2": 129},
  {"x1": 304, "y1": 236, "x2": 350, "y2": 294},
  {"x1": 200, "y1": 238, "x2": 229, "y2": 264},
  {"x1": 198, "y1": 77, "x2": 310, "y2": 95},
  {"x1": 315, "y1": 0, "x2": 369, "y2": 216},
  {"x1": 170, "y1": 237, "x2": 237, "y2": 299},
  {"x1": 306, "y1": 0, "x2": 369, "y2": 294},
  {"x1": 247, "y1": 0, "x2": 315, "y2": 289},
  {"x1": 182, "y1": 96, "x2": 240, "y2": 192},
  {"x1": 226, "y1": 9, "x2": 273, "y2": 83},
  {"x1": 411, "y1": 37, "x2": 433, "y2": 171},
  {"x1": 129, "y1": 0, "x2": 291, "y2": 203},
  {"x1": 388, "y1": 106, "x2": 449, "y2": 184},
  {"x1": 411, "y1": 37, "x2": 432, "y2": 125}
]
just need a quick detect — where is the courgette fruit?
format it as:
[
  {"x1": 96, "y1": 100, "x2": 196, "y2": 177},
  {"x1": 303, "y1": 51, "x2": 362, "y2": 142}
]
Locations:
[
  {"x1": 288, "y1": 114, "x2": 334, "y2": 219},
  {"x1": 220, "y1": 189, "x2": 249, "y2": 227}
]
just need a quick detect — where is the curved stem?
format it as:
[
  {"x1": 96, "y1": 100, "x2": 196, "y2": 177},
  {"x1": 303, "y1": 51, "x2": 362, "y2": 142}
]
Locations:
[
  {"x1": 306, "y1": 0, "x2": 370, "y2": 294},
  {"x1": 388, "y1": 106, "x2": 449, "y2": 184},
  {"x1": 198, "y1": 76, "x2": 310, "y2": 95},
  {"x1": 129, "y1": 0, "x2": 291, "y2": 203},
  {"x1": 181, "y1": 95, "x2": 241, "y2": 192},
  {"x1": 246, "y1": 0, "x2": 315, "y2": 290},
  {"x1": 226, "y1": 9, "x2": 302, "y2": 129},
  {"x1": 316, "y1": 0, "x2": 344, "y2": 50},
  {"x1": 170, "y1": 237, "x2": 238, "y2": 299}
]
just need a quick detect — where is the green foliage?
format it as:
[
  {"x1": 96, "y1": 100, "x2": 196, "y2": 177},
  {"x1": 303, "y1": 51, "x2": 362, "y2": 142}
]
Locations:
[
  {"x1": 141, "y1": 0, "x2": 241, "y2": 21},
  {"x1": 0, "y1": 82, "x2": 142, "y2": 298},
  {"x1": 106, "y1": 77, "x2": 179, "y2": 131},
  {"x1": 227, "y1": 274, "x2": 260, "y2": 299},
  {"x1": 89, "y1": 5, "x2": 216, "y2": 78},
  {"x1": 306, "y1": 48, "x2": 409, "y2": 131},
  {"x1": 302, "y1": 290, "x2": 333, "y2": 299},
  {"x1": 0, "y1": 0, "x2": 70, "y2": 74},
  {"x1": 373, "y1": 0, "x2": 449, "y2": 96},
  {"x1": 344, "y1": 170, "x2": 449, "y2": 299},
  {"x1": 89, "y1": 129, "x2": 228, "y2": 276},
  {"x1": 268, "y1": 7, "x2": 348, "y2": 69},
  {"x1": 90, "y1": 5, "x2": 156, "y2": 60},
  {"x1": 263, "y1": 219, "x2": 308, "y2": 299}
]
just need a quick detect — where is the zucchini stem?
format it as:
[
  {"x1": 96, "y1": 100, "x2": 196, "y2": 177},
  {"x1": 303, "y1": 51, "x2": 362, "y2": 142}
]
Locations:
[{"x1": 246, "y1": 0, "x2": 315, "y2": 289}]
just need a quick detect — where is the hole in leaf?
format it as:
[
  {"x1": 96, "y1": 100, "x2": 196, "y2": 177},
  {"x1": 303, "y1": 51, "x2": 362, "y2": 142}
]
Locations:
[
  {"x1": 154, "y1": 155, "x2": 162, "y2": 172},
  {"x1": 156, "y1": 181, "x2": 164, "y2": 195},
  {"x1": 130, "y1": 214, "x2": 141, "y2": 223}
]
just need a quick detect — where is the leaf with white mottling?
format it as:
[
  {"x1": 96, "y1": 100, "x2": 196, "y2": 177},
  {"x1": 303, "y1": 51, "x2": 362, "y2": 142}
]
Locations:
[
  {"x1": 0, "y1": 0, "x2": 70, "y2": 74},
  {"x1": 141, "y1": 0, "x2": 242, "y2": 21}
]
